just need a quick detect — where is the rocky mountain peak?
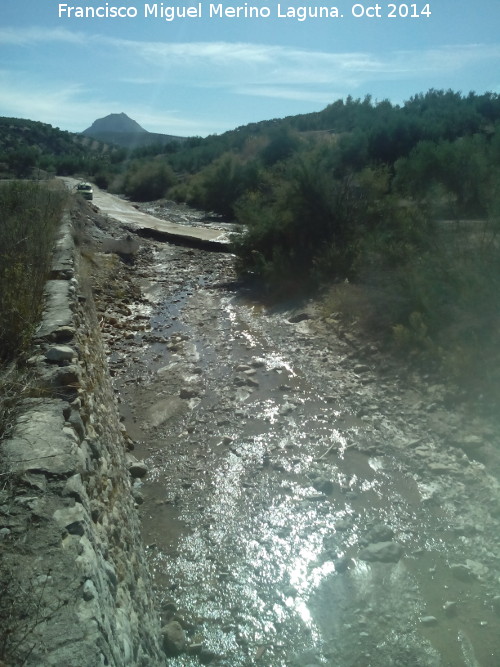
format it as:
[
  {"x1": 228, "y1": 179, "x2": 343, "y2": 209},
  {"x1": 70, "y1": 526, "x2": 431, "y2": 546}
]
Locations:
[{"x1": 83, "y1": 112, "x2": 147, "y2": 135}]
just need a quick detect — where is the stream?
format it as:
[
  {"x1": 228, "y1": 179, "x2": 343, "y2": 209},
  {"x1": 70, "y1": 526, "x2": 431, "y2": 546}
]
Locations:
[{"x1": 83, "y1": 200, "x2": 500, "y2": 667}]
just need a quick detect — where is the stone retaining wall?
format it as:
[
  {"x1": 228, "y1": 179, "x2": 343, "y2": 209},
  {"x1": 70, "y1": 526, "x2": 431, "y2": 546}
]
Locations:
[{"x1": 0, "y1": 214, "x2": 164, "y2": 666}]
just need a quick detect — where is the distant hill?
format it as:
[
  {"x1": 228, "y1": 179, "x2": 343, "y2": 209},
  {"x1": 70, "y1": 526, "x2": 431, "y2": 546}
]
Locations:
[
  {"x1": 83, "y1": 112, "x2": 147, "y2": 135},
  {"x1": 82, "y1": 112, "x2": 186, "y2": 149},
  {"x1": 0, "y1": 116, "x2": 111, "y2": 177},
  {"x1": 0, "y1": 116, "x2": 103, "y2": 156}
]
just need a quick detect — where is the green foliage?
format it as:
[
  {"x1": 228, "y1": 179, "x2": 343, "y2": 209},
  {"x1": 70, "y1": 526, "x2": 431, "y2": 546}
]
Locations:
[
  {"x1": 0, "y1": 181, "x2": 67, "y2": 361},
  {"x1": 260, "y1": 127, "x2": 300, "y2": 166},
  {"x1": 233, "y1": 154, "x2": 367, "y2": 287},
  {"x1": 394, "y1": 133, "x2": 497, "y2": 217},
  {"x1": 0, "y1": 116, "x2": 115, "y2": 179},
  {"x1": 122, "y1": 160, "x2": 176, "y2": 201},
  {"x1": 176, "y1": 152, "x2": 261, "y2": 217}
]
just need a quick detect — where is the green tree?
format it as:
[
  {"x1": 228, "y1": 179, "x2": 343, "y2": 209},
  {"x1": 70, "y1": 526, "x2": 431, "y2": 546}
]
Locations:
[{"x1": 123, "y1": 161, "x2": 176, "y2": 201}]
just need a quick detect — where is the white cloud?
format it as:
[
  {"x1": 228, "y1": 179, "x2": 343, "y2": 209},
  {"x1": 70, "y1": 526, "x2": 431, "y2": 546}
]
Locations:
[
  {"x1": 102, "y1": 37, "x2": 500, "y2": 94},
  {"x1": 2, "y1": 26, "x2": 500, "y2": 133},
  {"x1": 234, "y1": 85, "x2": 336, "y2": 105},
  {"x1": 0, "y1": 26, "x2": 87, "y2": 46}
]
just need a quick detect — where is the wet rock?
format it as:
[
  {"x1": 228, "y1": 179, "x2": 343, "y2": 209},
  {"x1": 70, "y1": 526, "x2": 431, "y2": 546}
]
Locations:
[
  {"x1": 333, "y1": 555, "x2": 351, "y2": 573},
  {"x1": 420, "y1": 616, "x2": 438, "y2": 626},
  {"x1": 180, "y1": 386, "x2": 201, "y2": 399},
  {"x1": 198, "y1": 646, "x2": 221, "y2": 663},
  {"x1": 233, "y1": 375, "x2": 258, "y2": 388},
  {"x1": 235, "y1": 363, "x2": 252, "y2": 372},
  {"x1": 128, "y1": 458, "x2": 148, "y2": 479},
  {"x1": 452, "y1": 435, "x2": 485, "y2": 454},
  {"x1": 161, "y1": 620, "x2": 186, "y2": 655},
  {"x1": 359, "y1": 541, "x2": 404, "y2": 563},
  {"x1": 311, "y1": 477, "x2": 334, "y2": 495},
  {"x1": 132, "y1": 486, "x2": 145, "y2": 504},
  {"x1": 450, "y1": 560, "x2": 488, "y2": 581},
  {"x1": 146, "y1": 397, "x2": 185, "y2": 427},
  {"x1": 288, "y1": 312, "x2": 311, "y2": 323},
  {"x1": 366, "y1": 523, "x2": 394, "y2": 543}
]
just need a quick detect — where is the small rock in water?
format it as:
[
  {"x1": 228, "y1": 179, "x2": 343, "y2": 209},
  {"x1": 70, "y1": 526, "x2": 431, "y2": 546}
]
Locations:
[
  {"x1": 128, "y1": 460, "x2": 148, "y2": 479},
  {"x1": 443, "y1": 601, "x2": 458, "y2": 616},
  {"x1": 420, "y1": 616, "x2": 438, "y2": 626},
  {"x1": 359, "y1": 541, "x2": 403, "y2": 563},
  {"x1": 334, "y1": 555, "x2": 351, "y2": 573},
  {"x1": 180, "y1": 386, "x2": 200, "y2": 399},
  {"x1": 288, "y1": 312, "x2": 311, "y2": 323},
  {"x1": 161, "y1": 620, "x2": 186, "y2": 655},
  {"x1": 312, "y1": 477, "x2": 334, "y2": 495},
  {"x1": 366, "y1": 523, "x2": 394, "y2": 543}
]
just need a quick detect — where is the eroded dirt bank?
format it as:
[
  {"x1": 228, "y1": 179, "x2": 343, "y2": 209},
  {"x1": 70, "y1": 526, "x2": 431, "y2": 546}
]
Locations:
[{"x1": 78, "y1": 199, "x2": 500, "y2": 667}]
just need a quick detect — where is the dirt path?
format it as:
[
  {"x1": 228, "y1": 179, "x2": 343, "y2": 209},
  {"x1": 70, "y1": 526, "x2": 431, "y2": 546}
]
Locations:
[{"x1": 77, "y1": 199, "x2": 500, "y2": 667}]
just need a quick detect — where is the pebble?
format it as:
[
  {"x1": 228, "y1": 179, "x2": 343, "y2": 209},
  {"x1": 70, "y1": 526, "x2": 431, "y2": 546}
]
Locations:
[{"x1": 420, "y1": 616, "x2": 438, "y2": 626}]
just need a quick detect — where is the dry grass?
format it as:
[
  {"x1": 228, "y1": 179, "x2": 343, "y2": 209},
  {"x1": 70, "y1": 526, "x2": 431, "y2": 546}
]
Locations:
[{"x1": 0, "y1": 180, "x2": 67, "y2": 362}]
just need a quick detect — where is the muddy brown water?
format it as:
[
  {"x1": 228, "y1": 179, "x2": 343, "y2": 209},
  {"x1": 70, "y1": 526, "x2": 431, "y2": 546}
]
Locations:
[{"x1": 93, "y1": 219, "x2": 500, "y2": 666}]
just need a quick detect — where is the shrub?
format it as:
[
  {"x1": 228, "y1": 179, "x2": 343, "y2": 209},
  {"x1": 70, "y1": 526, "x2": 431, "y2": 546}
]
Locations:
[
  {"x1": 185, "y1": 152, "x2": 261, "y2": 218},
  {"x1": 0, "y1": 181, "x2": 67, "y2": 361},
  {"x1": 123, "y1": 161, "x2": 176, "y2": 201}
]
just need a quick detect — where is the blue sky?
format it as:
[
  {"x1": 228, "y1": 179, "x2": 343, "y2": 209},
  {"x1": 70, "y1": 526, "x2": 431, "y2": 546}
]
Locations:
[{"x1": 1, "y1": 1, "x2": 499, "y2": 136}]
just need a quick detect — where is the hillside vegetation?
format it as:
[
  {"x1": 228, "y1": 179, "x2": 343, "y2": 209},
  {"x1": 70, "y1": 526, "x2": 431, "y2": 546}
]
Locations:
[{"x1": 0, "y1": 116, "x2": 119, "y2": 178}]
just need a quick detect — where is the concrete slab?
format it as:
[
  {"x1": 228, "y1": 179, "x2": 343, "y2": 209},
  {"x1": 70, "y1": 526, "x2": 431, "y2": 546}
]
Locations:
[
  {"x1": 36, "y1": 280, "x2": 73, "y2": 339},
  {"x1": 4, "y1": 399, "x2": 84, "y2": 476}
]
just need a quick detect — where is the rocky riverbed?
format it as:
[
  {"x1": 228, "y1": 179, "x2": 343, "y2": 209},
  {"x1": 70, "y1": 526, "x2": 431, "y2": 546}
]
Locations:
[{"x1": 76, "y1": 198, "x2": 500, "y2": 666}]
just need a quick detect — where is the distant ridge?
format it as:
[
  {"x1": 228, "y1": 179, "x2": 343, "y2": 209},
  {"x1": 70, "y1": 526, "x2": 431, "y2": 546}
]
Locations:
[{"x1": 82, "y1": 112, "x2": 186, "y2": 149}]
